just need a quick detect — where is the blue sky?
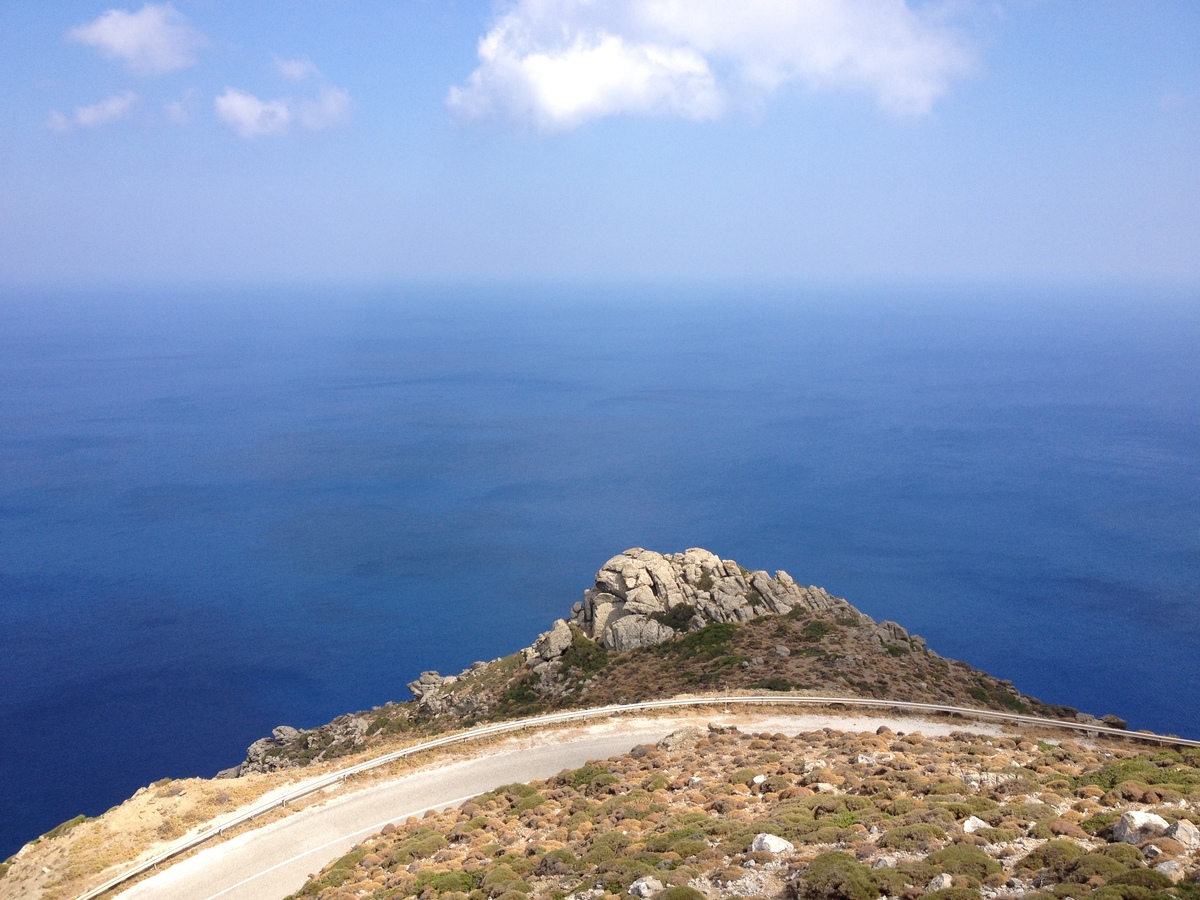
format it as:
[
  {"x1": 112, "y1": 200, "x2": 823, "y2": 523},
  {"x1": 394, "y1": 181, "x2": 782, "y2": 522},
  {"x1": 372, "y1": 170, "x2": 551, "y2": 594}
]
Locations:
[{"x1": 0, "y1": 1, "x2": 1197, "y2": 286}]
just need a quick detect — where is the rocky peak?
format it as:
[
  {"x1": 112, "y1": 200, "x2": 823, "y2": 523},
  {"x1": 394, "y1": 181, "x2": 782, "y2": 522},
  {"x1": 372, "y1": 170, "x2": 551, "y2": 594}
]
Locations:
[{"x1": 561, "y1": 547, "x2": 859, "y2": 654}]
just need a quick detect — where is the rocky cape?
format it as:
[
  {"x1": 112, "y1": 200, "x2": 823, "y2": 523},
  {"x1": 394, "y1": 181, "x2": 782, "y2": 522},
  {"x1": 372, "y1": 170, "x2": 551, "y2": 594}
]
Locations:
[{"x1": 218, "y1": 549, "x2": 1125, "y2": 779}]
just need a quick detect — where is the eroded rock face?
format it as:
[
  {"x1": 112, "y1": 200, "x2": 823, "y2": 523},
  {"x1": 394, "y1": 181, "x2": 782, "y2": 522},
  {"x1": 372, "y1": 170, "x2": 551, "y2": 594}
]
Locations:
[{"x1": 568, "y1": 547, "x2": 859, "y2": 652}]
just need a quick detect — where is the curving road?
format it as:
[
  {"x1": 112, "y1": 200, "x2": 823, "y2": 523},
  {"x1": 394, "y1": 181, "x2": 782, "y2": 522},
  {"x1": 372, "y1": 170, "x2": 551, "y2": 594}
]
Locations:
[{"x1": 85, "y1": 697, "x2": 1199, "y2": 900}]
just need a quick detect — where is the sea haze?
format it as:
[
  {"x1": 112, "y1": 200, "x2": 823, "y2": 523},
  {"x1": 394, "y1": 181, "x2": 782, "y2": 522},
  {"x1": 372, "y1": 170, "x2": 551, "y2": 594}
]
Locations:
[{"x1": 0, "y1": 284, "x2": 1197, "y2": 858}]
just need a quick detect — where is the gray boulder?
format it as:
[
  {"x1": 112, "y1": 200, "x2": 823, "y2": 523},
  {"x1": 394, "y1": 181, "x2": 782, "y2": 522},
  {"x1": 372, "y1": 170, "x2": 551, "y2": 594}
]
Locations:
[
  {"x1": 1166, "y1": 818, "x2": 1200, "y2": 849},
  {"x1": 531, "y1": 618, "x2": 573, "y2": 661},
  {"x1": 628, "y1": 877, "x2": 664, "y2": 898},
  {"x1": 604, "y1": 615, "x2": 675, "y2": 652},
  {"x1": 1113, "y1": 810, "x2": 1169, "y2": 844},
  {"x1": 750, "y1": 833, "x2": 794, "y2": 853}
]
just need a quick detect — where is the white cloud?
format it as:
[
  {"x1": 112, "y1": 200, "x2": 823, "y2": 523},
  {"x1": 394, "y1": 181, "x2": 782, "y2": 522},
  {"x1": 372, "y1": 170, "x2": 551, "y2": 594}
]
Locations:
[
  {"x1": 215, "y1": 86, "x2": 352, "y2": 138},
  {"x1": 76, "y1": 90, "x2": 139, "y2": 126},
  {"x1": 450, "y1": 0, "x2": 975, "y2": 129},
  {"x1": 67, "y1": 3, "x2": 206, "y2": 75},
  {"x1": 214, "y1": 88, "x2": 291, "y2": 138},
  {"x1": 47, "y1": 91, "x2": 140, "y2": 132},
  {"x1": 275, "y1": 56, "x2": 321, "y2": 82},
  {"x1": 296, "y1": 87, "x2": 353, "y2": 129},
  {"x1": 44, "y1": 110, "x2": 71, "y2": 133}
]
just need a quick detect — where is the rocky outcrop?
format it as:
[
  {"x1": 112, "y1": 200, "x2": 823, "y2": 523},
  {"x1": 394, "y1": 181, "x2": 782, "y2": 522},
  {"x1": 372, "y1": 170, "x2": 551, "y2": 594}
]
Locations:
[
  {"x1": 561, "y1": 547, "x2": 863, "y2": 654},
  {"x1": 216, "y1": 717, "x2": 369, "y2": 778},
  {"x1": 406, "y1": 662, "x2": 495, "y2": 718}
]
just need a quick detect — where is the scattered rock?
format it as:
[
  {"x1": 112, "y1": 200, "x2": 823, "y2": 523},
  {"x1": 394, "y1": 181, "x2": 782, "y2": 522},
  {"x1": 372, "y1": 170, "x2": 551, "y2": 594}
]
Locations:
[
  {"x1": 628, "y1": 876, "x2": 664, "y2": 897},
  {"x1": 1113, "y1": 810, "x2": 1169, "y2": 844},
  {"x1": 929, "y1": 874, "x2": 955, "y2": 891},
  {"x1": 657, "y1": 727, "x2": 702, "y2": 752},
  {"x1": 1154, "y1": 860, "x2": 1184, "y2": 883},
  {"x1": 529, "y1": 618, "x2": 573, "y2": 662},
  {"x1": 963, "y1": 816, "x2": 990, "y2": 834},
  {"x1": 1166, "y1": 819, "x2": 1200, "y2": 850},
  {"x1": 750, "y1": 833, "x2": 794, "y2": 854}
]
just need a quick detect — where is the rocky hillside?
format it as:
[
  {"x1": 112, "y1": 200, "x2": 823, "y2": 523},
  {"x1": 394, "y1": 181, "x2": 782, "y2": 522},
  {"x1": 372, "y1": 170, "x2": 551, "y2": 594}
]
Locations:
[
  {"x1": 221, "y1": 549, "x2": 1122, "y2": 777},
  {"x1": 286, "y1": 723, "x2": 1200, "y2": 900}
]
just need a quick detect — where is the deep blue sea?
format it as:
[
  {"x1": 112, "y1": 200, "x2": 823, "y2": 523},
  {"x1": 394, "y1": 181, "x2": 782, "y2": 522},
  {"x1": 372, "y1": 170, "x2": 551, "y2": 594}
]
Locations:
[{"x1": 1, "y1": 284, "x2": 1198, "y2": 858}]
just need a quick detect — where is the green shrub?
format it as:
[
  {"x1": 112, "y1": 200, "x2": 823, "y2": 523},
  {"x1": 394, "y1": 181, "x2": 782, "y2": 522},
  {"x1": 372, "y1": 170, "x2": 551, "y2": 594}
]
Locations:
[
  {"x1": 419, "y1": 871, "x2": 479, "y2": 894},
  {"x1": 563, "y1": 764, "x2": 619, "y2": 793},
  {"x1": 498, "y1": 676, "x2": 542, "y2": 711},
  {"x1": 44, "y1": 814, "x2": 89, "y2": 840},
  {"x1": 1092, "y1": 886, "x2": 1158, "y2": 900},
  {"x1": 560, "y1": 630, "x2": 609, "y2": 675},
  {"x1": 384, "y1": 829, "x2": 447, "y2": 869},
  {"x1": 753, "y1": 677, "x2": 796, "y2": 692},
  {"x1": 1109, "y1": 870, "x2": 1174, "y2": 890},
  {"x1": 481, "y1": 864, "x2": 522, "y2": 892},
  {"x1": 801, "y1": 621, "x2": 836, "y2": 642},
  {"x1": 868, "y1": 866, "x2": 910, "y2": 896},
  {"x1": 1018, "y1": 840, "x2": 1084, "y2": 876},
  {"x1": 653, "y1": 888, "x2": 706, "y2": 900},
  {"x1": 1094, "y1": 843, "x2": 1143, "y2": 865},
  {"x1": 1077, "y1": 755, "x2": 1200, "y2": 791},
  {"x1": 652, "y1": 604, "x2": 697, "y2": 632},
  {"x1": 924, "y1": 890, "x2": 982, "y2": 900},
  {"x1": 973, "y1": 827, "x2": 1016, "y2": 844},
  {"x1": 926, "y1": 845, "x2": 1001, "y2": 883},
  {"x1": 303, "y1": 846, "x2": 367, "y2": 893},
  {"x1": 878, "y1": 823, "x2": 947, "y2": 850},
  {"x1": 673, "y1": 622, "x2": 737, "y2": 659},
  {"x1": 798, "y1": 851, "x2": 879, "y2": 900},
  {"x1": 535, "y1": 849, "x2": 583, "y2": 876},
  {"x1": 644, "y1": 773, "x2": 670, "y2": 791},
  {"x1": 1065, "y1": 854, "x2": 1130, "y2": 883},
  {"x1": 1081, "y1": 811, "x2": 1120, "y2": 835}
]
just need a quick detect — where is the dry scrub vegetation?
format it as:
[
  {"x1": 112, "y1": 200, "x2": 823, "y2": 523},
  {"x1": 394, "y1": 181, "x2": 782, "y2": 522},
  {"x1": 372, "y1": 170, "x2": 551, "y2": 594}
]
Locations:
[{"x1": 287, "y1": 725, "x2": 1200, "y2": 900}]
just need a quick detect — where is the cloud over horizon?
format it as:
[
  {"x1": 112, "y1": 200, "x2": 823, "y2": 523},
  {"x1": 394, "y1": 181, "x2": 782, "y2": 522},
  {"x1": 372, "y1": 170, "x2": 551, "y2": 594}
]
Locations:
[
  {"x1": 67, "y1": 3, "x2": 207, "y2": 75},
  {"x1": 449, "y1": 0, "x2": 975, "y2": 129}
]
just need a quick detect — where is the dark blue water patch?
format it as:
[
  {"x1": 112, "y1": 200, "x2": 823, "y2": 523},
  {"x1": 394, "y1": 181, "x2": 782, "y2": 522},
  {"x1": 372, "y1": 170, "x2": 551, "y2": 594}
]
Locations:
[{"x1": 0, "y1": 283, "x2": 1198, "y2": 857}]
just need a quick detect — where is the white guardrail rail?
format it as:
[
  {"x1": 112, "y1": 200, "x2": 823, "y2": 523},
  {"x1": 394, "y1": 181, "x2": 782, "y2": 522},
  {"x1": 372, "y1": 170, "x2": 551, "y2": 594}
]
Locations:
[{"x1": 76, "y1": 695, "x2": 1200, "y2": 900}]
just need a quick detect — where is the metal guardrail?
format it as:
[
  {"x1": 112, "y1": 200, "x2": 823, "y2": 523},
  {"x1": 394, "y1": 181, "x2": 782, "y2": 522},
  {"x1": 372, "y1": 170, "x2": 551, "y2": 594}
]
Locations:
[{"x1": 75, "y1": 695, "x2": 1200, "y2": 900}]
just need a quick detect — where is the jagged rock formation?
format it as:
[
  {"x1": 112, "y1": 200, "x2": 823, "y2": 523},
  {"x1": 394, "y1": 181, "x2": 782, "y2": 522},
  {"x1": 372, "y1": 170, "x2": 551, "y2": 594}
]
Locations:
[
  {"x1": 216, "y1": 715, "x2": 371, "y2": 778},
  {"x1": 574, "y1": 547, "x2": 854, "y2": 649},
  {"x1": 523, "y1": 547, "x2": 924, "y2": 664}
]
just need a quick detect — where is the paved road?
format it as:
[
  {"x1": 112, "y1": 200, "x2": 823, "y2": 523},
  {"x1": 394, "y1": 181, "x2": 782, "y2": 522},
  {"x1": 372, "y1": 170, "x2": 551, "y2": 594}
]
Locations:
[{"x1": 115, "y1": 710, "x2": 1000, "y2": 900}]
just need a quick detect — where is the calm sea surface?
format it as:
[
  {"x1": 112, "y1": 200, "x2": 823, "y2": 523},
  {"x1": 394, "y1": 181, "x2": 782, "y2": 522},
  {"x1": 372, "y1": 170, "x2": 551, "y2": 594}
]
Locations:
[{"x1": 1, "y1": 284, "x2": 1197, "y2": 857}]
